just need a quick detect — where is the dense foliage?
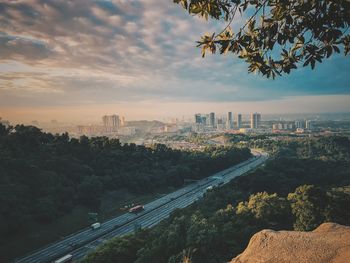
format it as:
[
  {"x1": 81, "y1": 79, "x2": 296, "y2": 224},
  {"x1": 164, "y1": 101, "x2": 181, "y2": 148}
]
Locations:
[
  {"x1": 81, "y1": 136, "x2": 350, "y2": 263},
  {"x1": 225, "y1": 133, "x2": 350, "y2": 161},
  {"x1": 174, "y1": 0, "x2": 350, "y2": 78},
  {"x1": 0, "y1": 124, "x2": 250, "y2": 239}
]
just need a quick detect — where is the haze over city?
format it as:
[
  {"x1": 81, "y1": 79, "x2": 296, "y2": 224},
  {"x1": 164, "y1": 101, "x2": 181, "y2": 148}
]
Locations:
[{"x1": 1, "y1": 0, "x2": 350, "y2": 123}]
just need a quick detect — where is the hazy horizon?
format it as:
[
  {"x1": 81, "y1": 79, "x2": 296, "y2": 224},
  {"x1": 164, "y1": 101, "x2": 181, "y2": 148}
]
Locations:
[{"x1": 2, "y1": 99, "x2": 350, "y2": 125}]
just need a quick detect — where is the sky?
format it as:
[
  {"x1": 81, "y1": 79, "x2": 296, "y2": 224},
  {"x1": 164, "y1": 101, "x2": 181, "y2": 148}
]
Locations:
[{"x1": 0, "y1": 0, "x2": 350, "y2": 123}]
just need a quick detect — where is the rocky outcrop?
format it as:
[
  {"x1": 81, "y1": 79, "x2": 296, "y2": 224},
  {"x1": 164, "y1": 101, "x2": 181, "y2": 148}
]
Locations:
[{"x1": 230, "y1": 223, "x2": 350, "y2": 263}]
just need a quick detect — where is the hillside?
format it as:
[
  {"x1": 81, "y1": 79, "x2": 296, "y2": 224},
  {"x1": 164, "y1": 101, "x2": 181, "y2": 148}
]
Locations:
[
  {"x1": 80, "y1": 136, "x2": 350, "y2": 263},
  {"x1": 231, "y1": 223, "x2": 350, "y2": 263},
  {"x1": 0, "y1": 124, "x2": 251, "y2": 262}
]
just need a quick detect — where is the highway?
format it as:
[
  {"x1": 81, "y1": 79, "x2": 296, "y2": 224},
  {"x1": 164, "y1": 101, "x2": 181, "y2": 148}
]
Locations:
[{"x1": 13, "y1": 150, "x2": 268, "y2": 263}]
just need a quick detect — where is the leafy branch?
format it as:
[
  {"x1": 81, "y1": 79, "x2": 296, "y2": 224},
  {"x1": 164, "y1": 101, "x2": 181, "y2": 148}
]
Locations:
[{"x1": 174, "y1": 0, "x2": 350, "y2": 79}]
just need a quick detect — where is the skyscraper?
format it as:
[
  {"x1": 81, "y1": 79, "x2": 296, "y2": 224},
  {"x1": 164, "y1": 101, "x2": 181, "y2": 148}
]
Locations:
[
  {"x1": 195, "y1": 114, "x2": 207, "y2": 125},
  {"x1": 102, "y1": 114, "x2": 120, "y2": 131},
  {"x1": 305, "y1": 120, "x2": 314, "y2": 130},
  {"x1": 209, "y1": 112, "x2": 215, "y2": 128},
  {"x1": 236, "y1": 114, "x2": 242, "y2": 129},
  {"x1": 250, "y1": 113, "x2": 261, "y2": 129},
  {"x1": 295, "y1": 120, "x2": 304, "y2": 129},
  {"x1": 226, "y1": 112, "x2": 233, "y2": 129}
]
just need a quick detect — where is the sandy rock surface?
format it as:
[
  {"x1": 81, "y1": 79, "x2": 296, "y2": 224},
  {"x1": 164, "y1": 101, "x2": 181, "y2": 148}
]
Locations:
[{"x1": 230, "y1": 223, "x2": 350, "y2": 263}]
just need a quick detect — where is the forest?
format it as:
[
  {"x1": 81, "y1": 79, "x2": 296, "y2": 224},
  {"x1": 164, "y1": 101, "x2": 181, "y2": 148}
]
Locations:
[
  {"x1": 81, "y1": 135, "x2": 350, "y2": 263},
  {"x1": 0, "y1": 124, "x2": 251, "y2": 245}
]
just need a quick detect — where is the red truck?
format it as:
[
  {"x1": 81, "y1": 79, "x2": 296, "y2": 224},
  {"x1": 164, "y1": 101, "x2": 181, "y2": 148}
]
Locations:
[{"x1": 129, "y1": 205, "x2": 144, "y2": 213}]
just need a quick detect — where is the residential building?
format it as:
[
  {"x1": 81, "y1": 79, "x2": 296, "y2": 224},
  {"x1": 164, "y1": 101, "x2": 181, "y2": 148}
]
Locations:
[
  {"x1": 195, "y1": 113, "x2": 207, "y2": 125},
  {"x1": 102, "y1": 114, "x2": 120, "y2": 131},
  {"x1": 236, "y1": 114, "x2": 242, "y2": 129},
  {"x1": 295, "y1": 120, "x2": 304, "y2": 129},
  {"x1": 250, "y1": 112, "x2": 261, "y2": 129},
  {"x1": 306, "y1": 120, "x2": 314, "y2": 130},
  {"x1": 209, "y1": 112, "x2": 215, "y2": 128},
  {"x1": 226, "y1": 112, "x2": 233, "y2": 129}
]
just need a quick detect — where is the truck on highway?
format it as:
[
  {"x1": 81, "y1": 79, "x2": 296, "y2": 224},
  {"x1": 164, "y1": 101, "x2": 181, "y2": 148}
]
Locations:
[
  {"x1": 129, "y1": 205, "x2": 144, "y2": 213},
  {"x1": 54, "y1": 254, "x2": 73, "y2": 263},
  {"x1": 91, "y1": 222, "x2": 101, "y2": 230}
]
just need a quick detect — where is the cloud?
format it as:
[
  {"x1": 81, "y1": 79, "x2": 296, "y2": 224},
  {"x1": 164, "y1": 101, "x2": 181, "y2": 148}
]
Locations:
[
  {"x1": 0, "y1": 33, "x2": 51, "y2": 61},
  {"x1": 0, "y1": 0, "x2": 349, "y2": 112}
]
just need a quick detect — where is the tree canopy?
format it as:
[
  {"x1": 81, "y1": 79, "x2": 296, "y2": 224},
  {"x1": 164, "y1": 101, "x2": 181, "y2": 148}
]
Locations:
[
  {"x1": 174, "y1": 0, "x2": 350, "y2": 78},
  {"x1": 81, "y1": 136, "x2": 350, "y2": 263},
  {"x1": 0, "y1": 123, "x2": 251, "y2": 262}
]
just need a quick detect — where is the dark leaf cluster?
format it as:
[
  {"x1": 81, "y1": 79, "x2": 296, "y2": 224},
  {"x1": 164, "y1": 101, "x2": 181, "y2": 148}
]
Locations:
[{"x1": 175, "y1": 0, "x2": 350, "y2": 78}]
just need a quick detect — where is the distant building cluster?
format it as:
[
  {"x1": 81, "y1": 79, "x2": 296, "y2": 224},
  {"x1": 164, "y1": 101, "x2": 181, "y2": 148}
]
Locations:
[
  {"x1": 272, "y1": 119, "x2": 315, "y2": 133},
  {"x1": 75, "y1": 114, "x2": 136, "y2": 137},
  {"x1": 15, "y1": 111, "x2": 321, "y2": 139},
  {"x1": 193, "y1": 112, "x2": 262, "y2": 133},
  {"x1": 272, "y1": 123, "x2": 294, "y2": 130},
  {"x1": 102, "y1": 114, "x2": 122, "y2": 131}
]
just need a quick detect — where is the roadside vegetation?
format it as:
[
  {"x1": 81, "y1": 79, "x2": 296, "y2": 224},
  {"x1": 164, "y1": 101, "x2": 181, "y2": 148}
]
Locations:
[
  {"x1": 80, "y1": 135, "x2": 350, "y2": 263},
  {"x1": 0, "y1": 124, "x2": 250, "y2": 261}
]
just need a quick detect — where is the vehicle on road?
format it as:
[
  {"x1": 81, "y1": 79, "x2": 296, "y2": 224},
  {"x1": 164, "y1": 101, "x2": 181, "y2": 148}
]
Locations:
[
  {"x1": 129, "y1": 205, "x2": 144, "y2": 213},
  {"x1": 206, "y1": 186, "x2": 213, "y2": 191},
  {"x1": 91, "y1": 222, "x2": 101, "y2": 230},
  {"x1": 54, "y1": 254, "x2": 73, "y2": 263},
  {"x1": 15, "y1": 153, "x2": 267, "y2": 263}
]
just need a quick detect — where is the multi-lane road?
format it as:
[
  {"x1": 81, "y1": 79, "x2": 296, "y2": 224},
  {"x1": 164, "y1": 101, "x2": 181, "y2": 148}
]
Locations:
[{"x1": 13, "y1": 150, "x2": 268, "y2": 263}]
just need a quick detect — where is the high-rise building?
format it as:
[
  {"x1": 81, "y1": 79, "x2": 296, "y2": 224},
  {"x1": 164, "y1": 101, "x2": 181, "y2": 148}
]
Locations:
[
  {"x1": 195, "y1": 113, "x2": 207, "y2": 125},
  {"x1": 236, "y1": 114, "x2": 242, "y2": 129},
  {"x1": 250, "y1": 113, "x2": 261, "y2": 129},
  {"x1": 305, "y1": 120, "x2": 314, "y2": 130},
  {"x1": 209, "y1": 112, "x2": 215, "y2": 128},
  {"x1": 102, "y1": 114, "x2": 120, "y2": 131},
  {"x1": 295, "y1": 120, "x2": 304, "y2": 129},
  {"x1": 226, "y1": 112, "x2": 233, "y2": 129}
]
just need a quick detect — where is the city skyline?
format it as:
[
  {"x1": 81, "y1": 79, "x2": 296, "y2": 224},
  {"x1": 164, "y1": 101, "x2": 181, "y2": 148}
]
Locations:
[
  {"x1": 2, "y1": 95, "x2": 350, "y2": 124},
  {"x1": 0, "y1": 1, "x2": 350, "y2": 123}
]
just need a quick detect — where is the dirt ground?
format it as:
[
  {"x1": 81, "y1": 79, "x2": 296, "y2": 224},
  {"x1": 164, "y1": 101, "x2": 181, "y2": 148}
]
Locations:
[{"x1": 231, "y1": 223, "x2": 350, "y2": 263}]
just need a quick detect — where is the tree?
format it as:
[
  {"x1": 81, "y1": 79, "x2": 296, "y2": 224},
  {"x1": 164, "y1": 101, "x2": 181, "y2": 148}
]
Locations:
[
  {"x1": 174, "y1": 0, "x2": 350, "y2": 78},
  {"x1": 83, "y1": 233, "x2": 147, "y2": 263},
  {"x1": 77, "y1": 175, "x2": 103, "y2": 209},
  {"x1": 287, "y1": 185, "x2": 328, "y2": 231},
  {"x1": 324, "y1": 188, "x2": 350, "y2": 225},
  {"x1": 236, "y1": 192, "x2": 291, "y2": 225}
]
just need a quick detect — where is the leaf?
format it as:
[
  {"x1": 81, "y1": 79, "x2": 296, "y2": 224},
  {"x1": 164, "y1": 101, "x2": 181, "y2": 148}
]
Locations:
[
  {"x1": 326, "y1": 45, "x2": 333, "y2": 58},
  {"x1": 311, "y1": 59, "x2": 316, "y2": 70},
  {"x1": 345, "y1": 46, "x2": 350, "y2": 56},
  {"x1": 201, "y1": 47, "x2": 206, "y2": 58},
  {"x1": 298, "y1": 35, "x2": 305, "y2": 44},
  {"x1": 333, "y1": 45, "x2": 340, "y2": 53},
  {"x1": 248, "y1": 19, "x2": 256, "y2": 32}
]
